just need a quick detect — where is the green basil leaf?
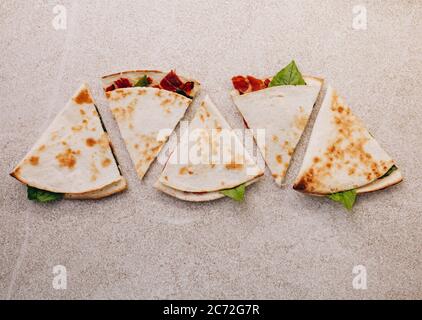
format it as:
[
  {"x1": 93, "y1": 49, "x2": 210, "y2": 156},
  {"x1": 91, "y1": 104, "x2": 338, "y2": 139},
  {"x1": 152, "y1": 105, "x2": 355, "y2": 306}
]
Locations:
[
  {"x1": 220, "y1": 184, "x2": 245, "y2": 202},
  {"x1": 269, "y1": 60, "x2": 307, "y2": 87},
  {"x1": 380, "y1": 165, "x2": 397, "y2": 179},
  {"x1": 327, "y1": 189, "x2": 357, "y2": 210},
  {"x1": 133, "y1": 75, "x2": 149, "y2": 87},
  {"x1": 27, "y1": 186, "x2": 63, "y2": 203}
]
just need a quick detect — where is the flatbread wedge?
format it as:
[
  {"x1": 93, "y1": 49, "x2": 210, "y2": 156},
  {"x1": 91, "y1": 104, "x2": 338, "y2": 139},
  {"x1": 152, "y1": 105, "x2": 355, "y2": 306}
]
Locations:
[
  {"x1": 232, "y1": 73, "x2": 323, "y2": 186},
  {"x1": 293, "y1": 85, "x2": 403, "y2": 208},
  {"x1": 155, "y1": 95, "x2": 264, "y2": 202},
  {"x1": 154, "y1": 177, "x2": 261, "y2": 202},
  {"x1": 102, "y1": 70, "x2": 200, "y2": 179},
  {"x1": 11, "y1": 83, "x2": 127, "y2": 201}
]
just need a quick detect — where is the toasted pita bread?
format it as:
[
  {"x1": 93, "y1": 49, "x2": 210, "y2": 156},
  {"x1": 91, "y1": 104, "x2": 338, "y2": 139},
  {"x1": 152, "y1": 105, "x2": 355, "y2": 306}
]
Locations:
[
  {"x1": 102, "y1": 70, "x2": 200, "y2": 179},
  {"x1": 11, "y1": 84, "x2": 126, "y2": 198},
  {"x1": 293, "y1": 85, "x2": 402, "y2": 195},
  {"x1": 64, "y1": 178, "x2": 127, "y2": 199},
  {"x1": 356, "y1": 169, "x2": 403, "y2": 194},
  {"x1": 155, "y1": 95, "x2": 263, "y2": 201},
  {"x1": 232, "y1": 76, "x2": 323, "y2": 186}
]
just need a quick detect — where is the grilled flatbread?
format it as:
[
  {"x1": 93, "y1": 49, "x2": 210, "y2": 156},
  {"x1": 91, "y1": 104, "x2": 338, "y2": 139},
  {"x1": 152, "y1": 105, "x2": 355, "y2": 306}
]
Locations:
[
  {"x1": 293, "y1": 85, "x2": 403, "y2": 195},
  {"x1": 154, "y1": 177, "x2": 261, "y2": 202},
  {"x1": 102, "y1": 70, "x2": 200, "y2": 179},
  {"x1": 232, "y1": 76, "x2": 323, "y2": 186},
  {"x1": 155, "y1": 95, "x2": 263, "y2": 201},
  {"x1": 11, "y1": 84, "x2": 127, "y2": 199}
]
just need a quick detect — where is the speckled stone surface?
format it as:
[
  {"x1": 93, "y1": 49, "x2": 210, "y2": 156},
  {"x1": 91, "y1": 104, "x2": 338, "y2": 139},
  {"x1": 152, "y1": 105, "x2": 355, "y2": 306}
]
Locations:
[{"x1": 1, "y1": 0, "x2": 421, "y2": 299}]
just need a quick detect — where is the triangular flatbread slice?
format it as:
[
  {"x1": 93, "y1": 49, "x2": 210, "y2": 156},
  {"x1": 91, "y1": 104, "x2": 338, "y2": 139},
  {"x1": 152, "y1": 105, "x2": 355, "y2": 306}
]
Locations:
[
  {"x1": 293, "y1": 85, "x2": 403, "y2": 195},
  {"x1": 155, "y1": 95, "x2": 264, "y2": 201},
  {"x1": 11, "y1": 84, "x2": 126, "y2": 198},
  {"x1": 102, "y1": 70, "x2": 200, "y2": 179},
  {"x1": 231, "y1": 76, "x2": 323, "y2": 186}
]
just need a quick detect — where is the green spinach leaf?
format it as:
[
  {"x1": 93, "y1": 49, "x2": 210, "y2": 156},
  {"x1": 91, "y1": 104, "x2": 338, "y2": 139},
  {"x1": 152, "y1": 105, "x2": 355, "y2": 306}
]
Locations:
[
  {"x1": 220, "y1": 184, "x2": 246, "y2": 202},
  {"x1": 175, "y1": 89, "x2": 193, "y2": 99},
  {"x1": 380, "y1": 165, "x2": 397, "y2": 179},
  {"x1": 327, "y1": 189, "x2": 357, "y2": 210},
  {"x1": 27, "y1": 186, "x2": 63, "y2": 203}
]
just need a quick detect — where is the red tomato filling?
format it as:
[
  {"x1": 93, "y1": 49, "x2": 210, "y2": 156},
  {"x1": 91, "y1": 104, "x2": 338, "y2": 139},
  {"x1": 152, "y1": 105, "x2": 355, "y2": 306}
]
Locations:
[
  {"x1": 114, "y1": 78, "x2": 132, "y2": 88},
  {"x1": 180, "y1": 81, "x2": 194, "y2": 94},
  {"x1": 232, "y1": 75, "x2": 270, "y2": 94},
  {"x1": 160, "y1": 70, "x2": 183, "y2": 91},
  {"x1": 232, "y1": 76, "x2": 249, "y2": 94}
]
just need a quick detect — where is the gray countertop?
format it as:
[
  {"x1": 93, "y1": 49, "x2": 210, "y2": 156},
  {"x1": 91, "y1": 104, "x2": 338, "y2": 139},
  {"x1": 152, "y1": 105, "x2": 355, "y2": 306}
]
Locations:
[{"x1": 1, "y1": 0, "x2": 421, "y2": 299}]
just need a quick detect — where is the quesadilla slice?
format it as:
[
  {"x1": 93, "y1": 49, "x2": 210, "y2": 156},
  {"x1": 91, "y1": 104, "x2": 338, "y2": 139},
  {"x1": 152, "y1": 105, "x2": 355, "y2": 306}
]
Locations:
[
  {"x1": 11, "y1": 84, "x2": 127, "y2": 202},
  {"x1": 231, "y1": 61, "x2": 323, "y2": 186},
  {"x1": 155, "y1": 95, "x2": 264, "y2": 202},
  {"x1": 102, "y1": 70, "x2": 200, "y2": 179},
  {"x1": 293, "y1": 85, "x2": 403, "y2": 209}
]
